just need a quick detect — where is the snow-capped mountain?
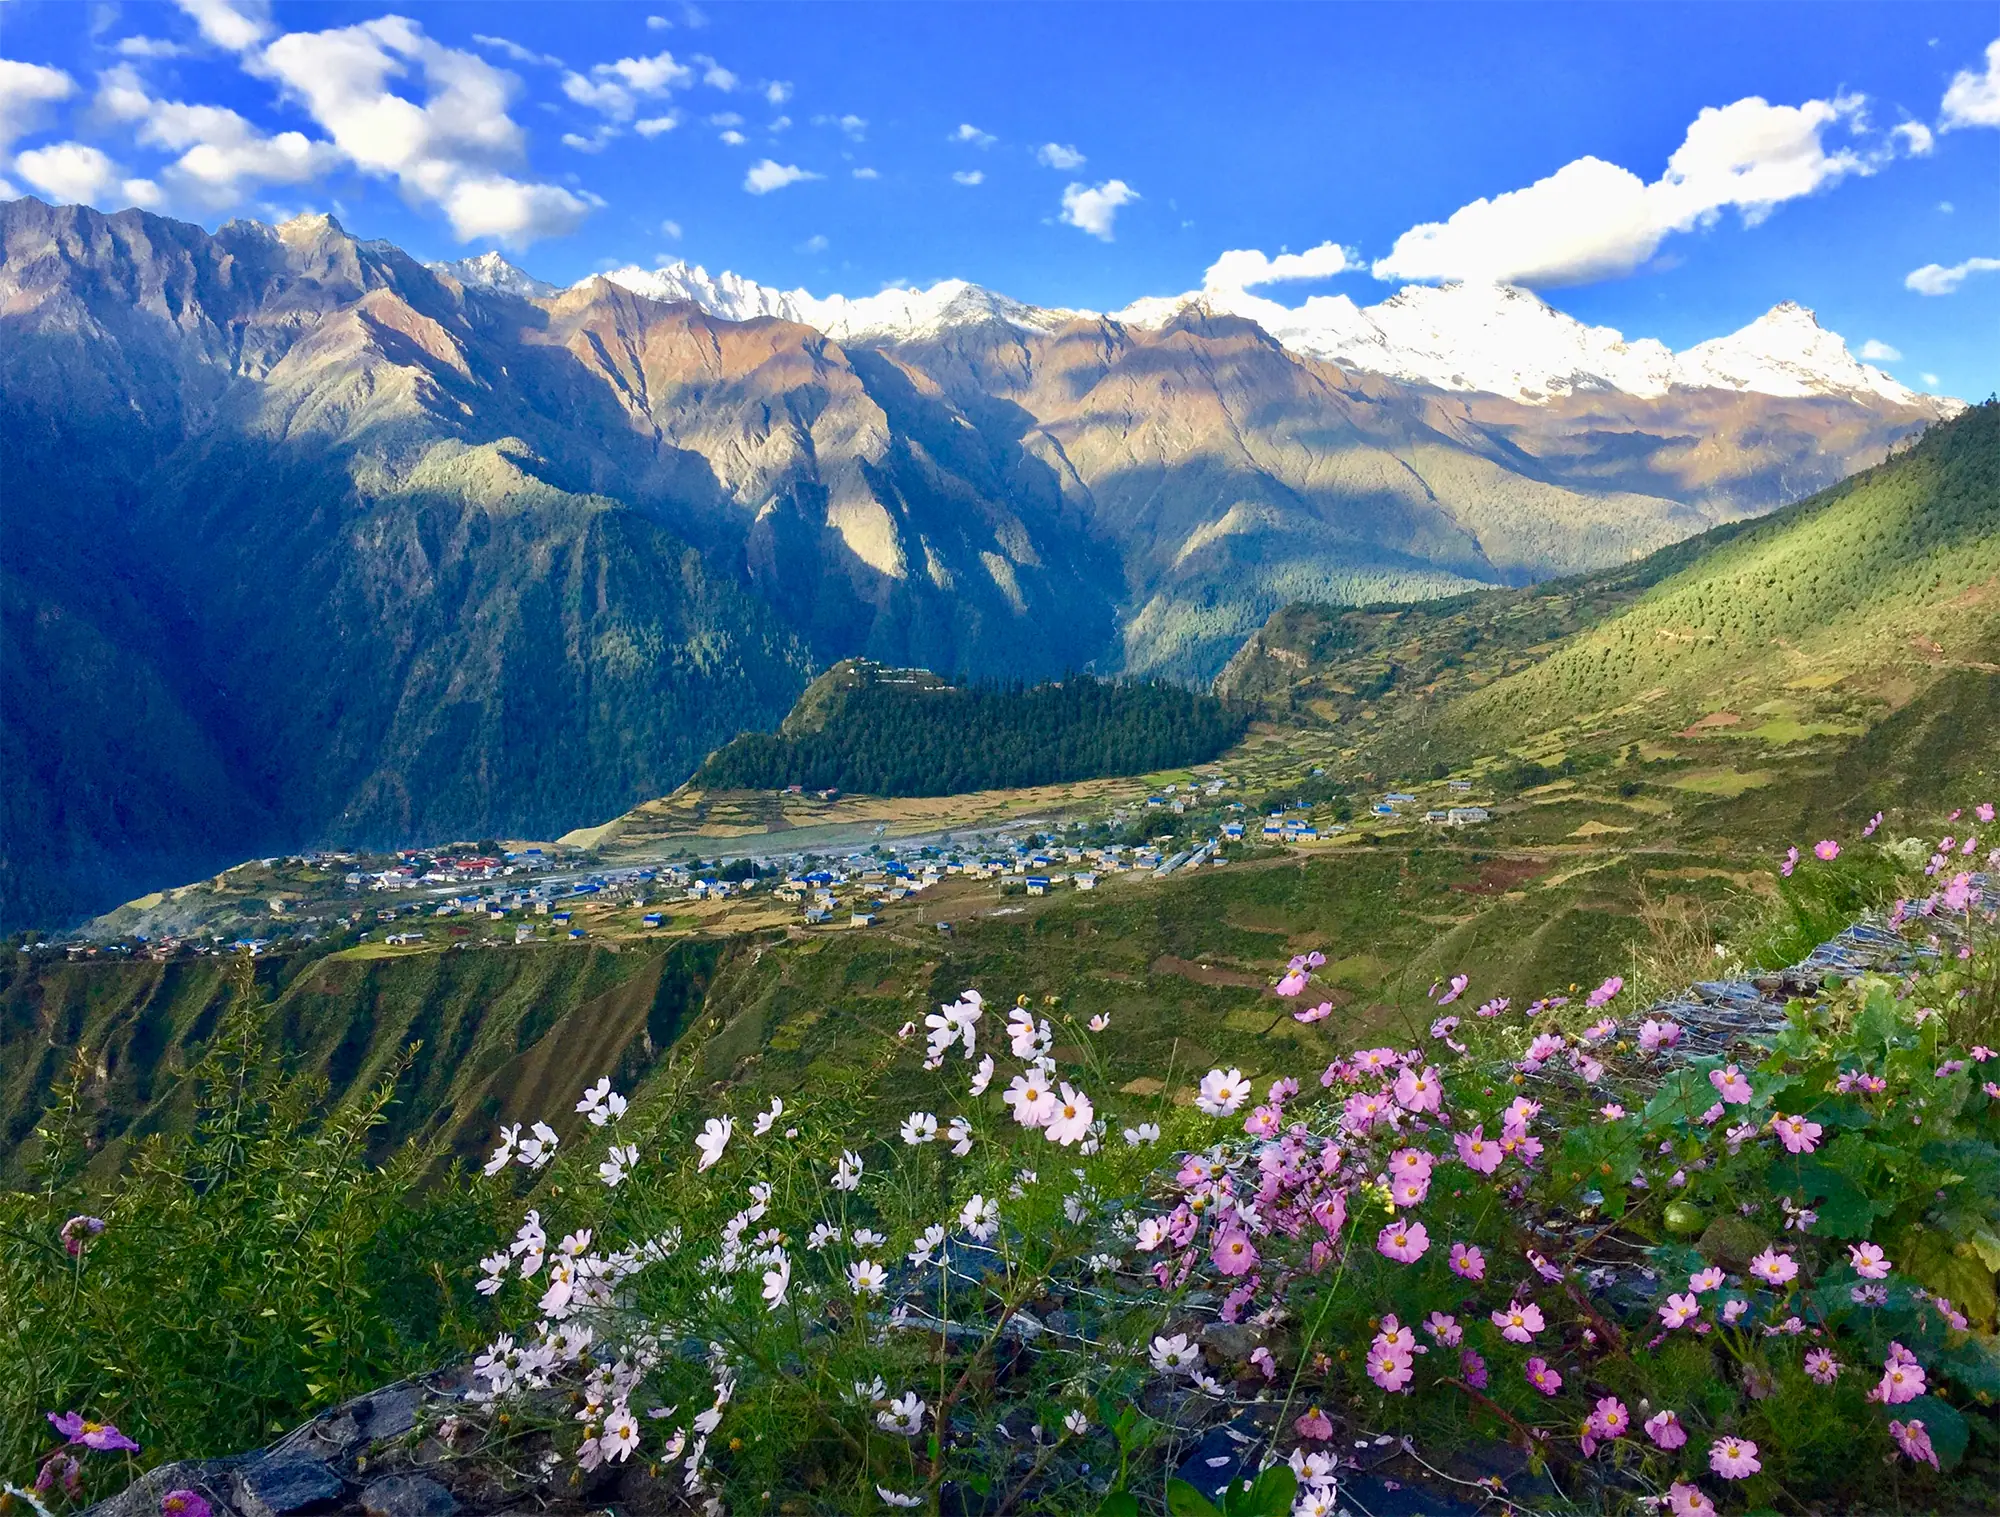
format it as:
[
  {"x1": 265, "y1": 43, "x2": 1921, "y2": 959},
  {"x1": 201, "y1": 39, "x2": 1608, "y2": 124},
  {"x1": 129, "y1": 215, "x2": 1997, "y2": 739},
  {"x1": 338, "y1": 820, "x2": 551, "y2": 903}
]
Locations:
[{"x1": 433, "y1": 250, "x2": 1934, "y2": 410}]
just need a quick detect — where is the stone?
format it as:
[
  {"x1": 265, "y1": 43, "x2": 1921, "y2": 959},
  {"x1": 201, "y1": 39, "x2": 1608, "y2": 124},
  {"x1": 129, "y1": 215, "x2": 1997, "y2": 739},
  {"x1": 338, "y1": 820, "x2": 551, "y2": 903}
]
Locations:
[
  {"x1": 1198, "y1": 1321, "x2": 1259, "y2": 1363},
  {"x1": 232, "y1": 1456, "x2": 345, "y2": 1517},
  {"x1": 1696, "y1": 1214, "x2": 1770, "y2": 1274},
  {"x1": 84, "y1": 1459, "x2": 246, "y2": 1517},
  {"x1": 358, "y1": 1475, "x2": 458, "y2": 1517}
]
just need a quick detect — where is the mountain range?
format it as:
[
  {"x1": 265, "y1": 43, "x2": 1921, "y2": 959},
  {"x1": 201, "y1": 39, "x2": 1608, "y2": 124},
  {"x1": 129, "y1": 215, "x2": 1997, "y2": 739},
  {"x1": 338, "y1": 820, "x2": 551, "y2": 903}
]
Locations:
[{"x1": 0, "y1": 194, "x2": 1960, "y2": 927}]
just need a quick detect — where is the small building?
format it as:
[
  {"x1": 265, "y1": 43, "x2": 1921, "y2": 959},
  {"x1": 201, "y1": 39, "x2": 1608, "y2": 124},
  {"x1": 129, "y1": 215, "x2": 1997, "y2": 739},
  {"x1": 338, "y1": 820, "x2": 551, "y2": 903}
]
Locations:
[
  {"x1": 514, "y1": 924, "x2": 535, "y2": 944},
  {"x1": 1371, "y1": 803, "x2": 1397, "y2": 817},
  {"x1": 1448, "y1": 807, "x2": 1492, "y2": 826},
  {"x1": 1025, "y1": 876, "x2": 1051, "y2": 896},
  {"x1": 850, "y1": 911, "x2": 878, "y2": 928},
  {"x1": 642, "y1": 912, "x2": 665, "y2": 927},
  {"x1": 567, "y1": 928, "x2": 586, "y2": 940},
  {"x1": 1074, "y1": 872, "x2": 1098, "y2": 891},
  {"x1": 1448, "y1": 780, "x2": 1474, "y2": 793}
]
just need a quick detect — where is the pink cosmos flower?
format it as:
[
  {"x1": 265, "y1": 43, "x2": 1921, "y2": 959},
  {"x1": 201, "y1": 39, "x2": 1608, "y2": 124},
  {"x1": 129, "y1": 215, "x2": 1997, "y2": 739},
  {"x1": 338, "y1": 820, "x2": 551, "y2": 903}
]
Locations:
[
  {"x1": 1804, "y1": 1349, "x2": 1840, "y2": 1384},
  {"x1": 1689, "y1": 1266, "x2": 1724, "y2": 1293},
  {"x1": 1815, "y1": 839, "x2": 1840, "y2": 861},
  {"x1": 1459, "y1": 1348, "x2": 1486, "y2": 1388},
  {"x1": 1212, "y1": 1228, "x2": 1260, "y2": 1276},
  {"x1": 1863, "y1": 811, "x2": 1884, "y2": 836},
  {"x1": 1295, "y1": 1001, "x2": 1334, "y2": 1023},
  {"x1": 1424, "y1": 1311, "x2": 1462, "y2": 1346},
  {"x1": 1276, "y1": 969, "x2": 1309, "y2": 996},
  {"x1": 1709, "y1": 1437, "x2": 1761, "y2": 1479},
  {"x1": 1374, "y1": 1315, "x2": 1416, "y2": 1354},
  {"x1": 1781, "y1": 846, "x2": 1799, "y2": 877},
  {"x1": 1890, "y1": 1419, "x2": 1940, "y2": 1470},
  {"x1": 1390, "y1": 1146, "x2": 1434, "y2": 1179},
  {"x1": 1294, "y1": 1406, "x2": 1333, "y2": 1441},
  {"x1": 1524, "y1": 1357, "x2": 1561, "y2": 1395},
  {"x1": 1659, "y1": 1293, "x2": 1699, "y2": 1328},
  {"x1": 1721, "y1": 1298, "x2": 1748, "y2": 1324},
  {"x1": 1849, "y1": 1241, "x2": 1891, "y2": 1279},
  {"x1": 1980, "y1": 803, "x2": 1996, "y2": 823},
  {"x1": 1455, "y1": 1126, "x2": 1502, "y2": 1174},
  {"x1": 59, "y1": 1216, "x2": 104, "y2": 1257},
  {"x1": 1391, "y1": 1174, "x2": 1430, "y2": 1206},
  {"x1": 1492, "y1": 1301, "x2": 1544, "y2": 1343},
  {"x1": 1449, "y1": 1242, "x2": 1486, "y2": 1280},
  {"x1": 1586, "y1": 975, "x2": 1623, "y2": 1008},
  {"x1": 1393, "y1": 1065, "x2": 1441, "y2": 1113},
  {"x1": 1367, "y1": 1346, "x2": 1414, "y2": 1393},
  {"x1": 1709, "y1": 1065, "x2": 1752, "y2": 1104},
  {"x1": 1476, "y1": 996, "x2": 1509, "y2": 1018},
  {"x1": 1877, "y1": 1355, "x2": 1926, "y2": 1404},
  {"x1": 1770, "y1": 1113, "x2": 1822, "y2": 1154},
  {"x1": 1638, "y1": 1018, "x2": 1683, "y2": 1052},
  {"x1": 1749, "y1": 1248, "x2": 1798, "y2": 1287},
  {"x1": 161, "y1": 1492, "x2": 212, "y2": 1517},
  {"x1": 1435, "y1": 973, "x2": 1469, "y2": 1005},
  {"x1": 1667, "y1": 1483, "x2": 1716, "y2": 1517},
  {"x1": 1644, "y1": 1409, "x2": 1687, "y2": 1449},
  {"x1": 1250, "y1": 1345, "x2": 1277, "y2": 1380},
  {"x1": 1377, "y1": 1220, "x2": 1429, "y2": 1264},
  {"x1": 1243, "y1": 1104, "x2": 1282, "y2": 1137},
  {"x1": 1588, "y1": 1397, "x2": 1629, "y2": 1439}
]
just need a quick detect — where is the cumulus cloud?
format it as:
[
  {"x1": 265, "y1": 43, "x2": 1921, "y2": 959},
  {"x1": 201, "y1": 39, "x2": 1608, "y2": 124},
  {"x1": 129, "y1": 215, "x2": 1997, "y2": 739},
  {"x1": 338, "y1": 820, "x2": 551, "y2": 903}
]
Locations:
[
  {"x1": 1060, "y1": 178, "x2": 1137, "y2": 240},
  {"x1": 471, "y1": 34, "x2": 563, "y2": 68},
  {"x1": 952, "y1": 169, "x2": 983, "y2": 185},
  {"x1": 14, "y1": 140, "x2": 161, "y2": 209},
  {"x1": 951, "y1": 122, "x2": 996, "y2": 147},
  {"x1": 1375, "y1": 94, "x2": 1886, "y2": 287},
  {"x1": 1891, "y1": 120, "x2": 1935, "y2": 155},
  {"x1": 95, "y1": 64, "x2": 338, "y2": 209},
  {"x1": 635, "y1": 113, "x2": 681, "y2": 137},
  {"x1": 765, "y1": 80, "x2": 792, "y2": 106},
  {"x1": 693, "y1": 55, "x2": 737, "y2": 90},
  {"x1": 0, "y1": 59, "x2": 77, "y2": 155},
  {"x1": 172, "y1": 0, "x2": 272, "y2": 53},
  {"x1": 115, "y1": 36, "x2": 195, "y2": 59},
  {"x1": 744, "y1": 158, "x2": 819, "y2": 194},
  {"x1": 1203, "y1": 241, "x2": 1355, "y2": 292},
  {"x1": 797, "y1": 233, "x2": 828, "y2": 253},
  {"x1": 851, "y1": 165, "x2": 878, "y2": 179},
  {"x1": 1856, "y1": 338, "x2": 1902, "y2": 361},
  {"x1": 563, "y1": 50, "x2": 694, "y2": 120},
  {"x1": 660, "y1": 217, "x2": 681, "y2": 238},
  {"x1": 1905, "y1": 256, "x2": 2000, "y2": 295},
  {"x1": 1941, "y1": 38, "x2": 2000, "y2": 129},
  {"x1": 646, "y1": 15, "x2": 671, "y2": 31},
  {"x1": 561, "y1": 127, "x2": 620, "y2": 153},
  {"x1": 260, "y1": 15, "x2": 595, "y2": 244},
  {"x1": 718, "y1": 129, "x2": 746, "y2": 146},
  {"x1": 1036, "y1": 141, "x2": 1084, "y2": 169}
]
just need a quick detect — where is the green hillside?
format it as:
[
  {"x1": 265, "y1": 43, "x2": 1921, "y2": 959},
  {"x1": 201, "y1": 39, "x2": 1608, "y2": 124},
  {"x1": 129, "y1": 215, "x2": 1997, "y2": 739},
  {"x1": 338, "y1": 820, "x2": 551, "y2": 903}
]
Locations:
[{"x1": 693, "y1": 659, "x2": 1248, "y2": 796}]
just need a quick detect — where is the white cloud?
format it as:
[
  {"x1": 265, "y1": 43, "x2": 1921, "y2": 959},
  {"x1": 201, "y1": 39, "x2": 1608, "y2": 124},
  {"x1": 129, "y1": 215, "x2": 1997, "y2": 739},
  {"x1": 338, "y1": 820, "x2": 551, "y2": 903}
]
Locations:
[
  {"x1": 694, "y1": 55, "x2": 737, "y2": 91},
  {"x1": 1891, "y1": 120, "x2": 1934, "y2": 155},
  {"x1": 562, "y1": 128, "x2": 619, "y2": 153},
  {"x1": 797, "y1": 233, "x2": 828, "y2": 253},
  {"x1": 660, "y1": 217, "x2": 681, "y2": 238},
  {"x1": 635, "y1": 113, "x2": 681, "y2": 137},
  {"x1": 951, "y1": 122, "x2": 996, "y2": 147},
  {"x1": 646, "y1": 15, "x2": 671, "y2": 30},
  {"x1": 1922, "y1": 372, "x2": 1941, "y2": 387},
  {"x1": 1941, "y1": 38, "x2": 2000, "y2": 129},
  {"x1": 851, "y1": 166, "x2": 878, "y2": 179},
  {"x1": 1375, "y1": 95, "x2": 1879, "y2": 287},
  {"x1": 1857, "y1": 338, "x2": 1902, "y2": 361},
  {"x1": 952, "y1": 169, "x2": 983, "y2": 185},
  {"x1": 813, "y1": 112, "x2": 866, "y2": 140},
  {"x1": 768, "y1": 114, "x2": 791, "y2": 132},
  {"x1": 1905, "y1": 256, "x2": 2000, "y2": 295},
  {"x1": 260, "y1": 16, "x2": 595, "y2": 245},
  {"x1": 1060, "y1": 178, "x2": 1137, "y2": 240},
  {"x1": 96, "y1": 64, "x2": 340, "y2": 209},
  {"x1": 1036, "y1": 141, "x2": 1084, "y2": 170},
  {"x1": 744, "y1": 158, "x2": 819, "y2": 194},
  {"x1": 14, "y1": 140, "x2": 161, "y2": 209},
  {"x1": 1203, "y1": 241, "x2": 1355, "y2": 291},
  {"x1": 172, "y1": 0, "x2": 272, "y2": 53},
  {"x1": 562, "y1": 51, "x2": 694, "y2": 121},
  {"x1": 718, "y1": 129, "x2": 746, "y2": 146},
  {"x1": 709, "y1": 112, "x2": 743, "y2": 127},
  {"x1": 0, "y1": 59, "x2": 76, "y2": 155},
  {"x1": 472, "y1": 34, "x2": 563, "y2": 69},
  {"x1": 765, "y1": 80, "x2": 792, "y2": 106},
  {"x1": 1941, "y1": 200, "x2": 1955, "y2": 213},
  {"x1": 115, "y1": 36, "x2": 195, "y2": 59}
]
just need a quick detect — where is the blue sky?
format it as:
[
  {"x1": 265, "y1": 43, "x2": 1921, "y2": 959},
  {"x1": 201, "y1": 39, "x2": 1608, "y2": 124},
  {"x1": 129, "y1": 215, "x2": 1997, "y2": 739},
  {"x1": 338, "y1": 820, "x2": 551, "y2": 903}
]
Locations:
[{"x1": 3, "y1": 1, "x2": 1996, "y2": 396}]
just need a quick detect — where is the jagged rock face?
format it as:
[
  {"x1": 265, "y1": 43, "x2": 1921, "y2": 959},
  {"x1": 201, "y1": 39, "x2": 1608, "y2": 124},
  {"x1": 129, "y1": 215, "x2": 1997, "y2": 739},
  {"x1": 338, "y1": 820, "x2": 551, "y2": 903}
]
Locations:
[{"x1": 0, "y1": 196, "x2": 1952, "y2": 925}]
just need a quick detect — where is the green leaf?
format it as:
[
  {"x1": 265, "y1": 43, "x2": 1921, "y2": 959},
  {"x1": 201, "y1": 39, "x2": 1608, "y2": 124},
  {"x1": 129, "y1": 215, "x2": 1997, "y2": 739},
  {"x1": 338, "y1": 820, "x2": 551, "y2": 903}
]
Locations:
[
  {"x1": 1900, "y1": 1395, "x2": 1969, "y2": 1470},
  {"x1": 1239, "y1": 1467, "x2": 1298, "y2": 1517},
  {"x1": 1940, "y1": 1334, "x2": 2000, "y2": 1402},
  {"x1": 1774, "y1": 1156, "x2": 1882, "y2": 1238},
  {"x1": 1166, "y1": 1478, "x2": 1225, "y2": 1517},
  {"x1": 1095, "y1": 1496, "x2": 1141, "y2": 1517}
]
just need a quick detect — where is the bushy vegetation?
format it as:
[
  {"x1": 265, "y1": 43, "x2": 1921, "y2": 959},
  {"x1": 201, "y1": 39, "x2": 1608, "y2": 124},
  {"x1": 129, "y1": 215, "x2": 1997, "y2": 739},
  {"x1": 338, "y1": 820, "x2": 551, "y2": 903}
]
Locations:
[
  {"x1": 8, "y1": 810, "x2": 1997, "y2": 1515},
  {"x1": 696, "y1": 672, "x2": 1247, "y2": 797}
]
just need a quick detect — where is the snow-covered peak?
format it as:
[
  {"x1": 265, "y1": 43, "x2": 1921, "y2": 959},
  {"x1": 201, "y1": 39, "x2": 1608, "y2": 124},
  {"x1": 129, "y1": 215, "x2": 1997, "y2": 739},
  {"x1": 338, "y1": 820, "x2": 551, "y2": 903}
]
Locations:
[
  {"x1": 592, "y1": 260, "x2": 1079, "y2": 342},
  {"x1": 431, "y1": 251, "x2": 560, "y2": 299},
  {"x1": 1677, "y1": 302, "x2": 1919, "y2": 405}
]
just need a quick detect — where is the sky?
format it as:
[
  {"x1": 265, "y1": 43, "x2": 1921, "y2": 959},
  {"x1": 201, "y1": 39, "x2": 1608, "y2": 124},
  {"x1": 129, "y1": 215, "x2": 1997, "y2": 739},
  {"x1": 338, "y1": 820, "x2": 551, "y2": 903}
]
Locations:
[{"x1": 2, "y1": 1, "x2": 1996, "y2": 397}]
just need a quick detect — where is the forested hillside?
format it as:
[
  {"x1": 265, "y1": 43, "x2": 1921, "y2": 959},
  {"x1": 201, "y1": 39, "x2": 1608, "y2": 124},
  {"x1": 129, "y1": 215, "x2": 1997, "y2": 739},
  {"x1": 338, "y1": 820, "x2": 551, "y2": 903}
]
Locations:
[{"x1": 694, "y1": 661, "x2": 1247, "y2": 795}]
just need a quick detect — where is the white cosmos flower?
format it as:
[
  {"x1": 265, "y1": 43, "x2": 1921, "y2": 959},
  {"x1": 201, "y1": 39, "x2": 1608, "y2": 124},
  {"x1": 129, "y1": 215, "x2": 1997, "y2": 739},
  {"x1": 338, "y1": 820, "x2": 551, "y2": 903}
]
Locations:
[
  {"x1": 1124, "y1": 1122, "x2": 1161, "y2": 1146},
  {"x1": 694, "y1": 1116, "x2": 733, "y2": 1171},
  {"x1": 601, "y1": 1406, "x2": 640, "y2": 1460},
  {"x1": 1192, "y1": 1370, "x2": 1228, "y2": 1396},
  {"x1": 1063, "y1": 1408, "x2": 1088, "y2": 1436},
  {"x1": 1197, "y1": 1067, "x2": 1250, "y2": 1116},
  {"x1": 852, "y1": 1227, "x2": 887, "y2": 1247},
  {"x1": 807, "y1": 1222, "x2": 841, "y2": 1251},
  {"x1": 947, "y1": 1115, "x2": 973, "y2": 1155},
  {"x1": 1089, "y1": 1013, "x2": 1111, "y2": 1031},
  {"x1": 1150, "y1": 1332, "x2": 1198, "y2": 1374},
  {"x1": 577, "y1": 1077, "x2": 612, "y2": 1113},
  {"x1": 598, "y1": 1144, "x2": 639, "y2": 1187},
  {"x1": 761, "y1": 1254, "x2": 790, "y2": 1311},
  {"x1": 475, "y1": 1251, "x2": 510, "y2": 1295},
  {"x1": 900, "y1": 1111, "x2": 938, "y2": 1144},
  {"x1": 1004, "y1": 1071, "x2": 1057, "y2": 1127},
  {"x1": 878, "y1": 1488, "x2": 923, "y2": 1509},
  {"x1": 852, "y1": 1375, "x2": 887, "y2": 1402},
  {"x1": 877, "y1": 1392, "x2": 925, "y2": 1435},
  {"x1": 832, "y1": 1150, "x2": 863, "y2": 1191},
  {"x1": 752, "y1": 1098, "x2": 784, "y2": 1136},
  {"x1": 1135, "y1": 1217, "x2": 1169, "y2": 1252},
  {"x1": 1294, "y1": 1491, "x2": 1336, "y2": 1517},
  {"x1": 847, "y1": 1258, "x2": 887, "y2": 1295},
  {"x1": 1044, "y1": 1083, "x2": 1094, "y2": 1145},
  {"x1": 960, "y1": 1194, "x2": 1000, "y2": 1241},
  {"x1": 908, "y1": 1223, "x2": 947, "y2": 1267},
  {"x1": 484, "y1": 1123, "x2": 521, "y2": 1176},
  {"x1": 969, "y1": 1054, "x2": 995, "y2": 1096}
]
